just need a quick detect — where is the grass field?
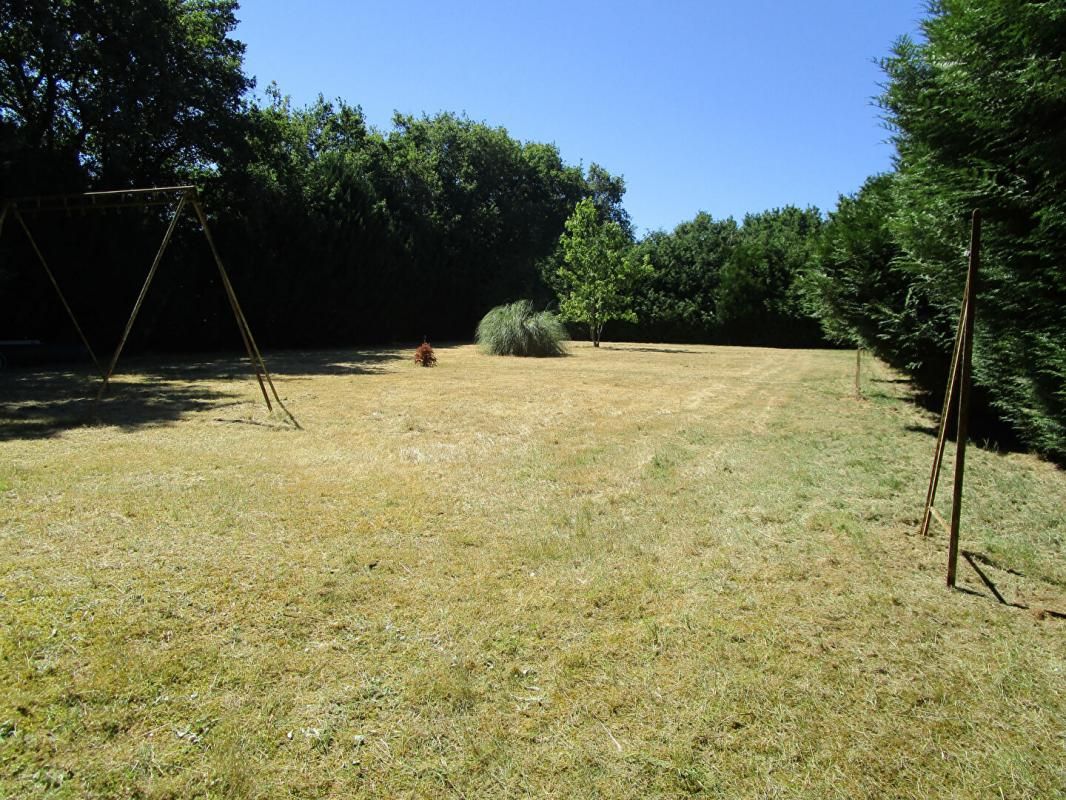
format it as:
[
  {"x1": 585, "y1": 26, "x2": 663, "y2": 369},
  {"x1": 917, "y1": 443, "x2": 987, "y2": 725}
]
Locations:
[{"x1": 1, "y1": 342, "x2": 1063, "y2": 799}]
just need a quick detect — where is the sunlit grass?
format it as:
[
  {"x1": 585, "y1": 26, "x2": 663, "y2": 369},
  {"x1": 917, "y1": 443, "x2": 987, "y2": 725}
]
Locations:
[{"x1": 1, "y1": 343, "x2": 1063, "y2": 798}]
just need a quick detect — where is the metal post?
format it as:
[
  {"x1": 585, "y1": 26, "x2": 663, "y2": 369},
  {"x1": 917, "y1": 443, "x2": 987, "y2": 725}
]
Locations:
[
  {"x1": 855, "y1": 348, "x2": 862, "y2": 398},
  {"x1": 947, "y1": 210, "x2": 980, "y2": 588},
  {"x1": 186, "y1": 194, "x2": 271, "y2": 411}
]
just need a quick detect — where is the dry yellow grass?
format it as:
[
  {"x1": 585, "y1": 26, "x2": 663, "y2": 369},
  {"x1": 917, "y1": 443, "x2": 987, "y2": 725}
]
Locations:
[{"x1": 1, "y1": 342, "x2": 1063, "y2": 798}]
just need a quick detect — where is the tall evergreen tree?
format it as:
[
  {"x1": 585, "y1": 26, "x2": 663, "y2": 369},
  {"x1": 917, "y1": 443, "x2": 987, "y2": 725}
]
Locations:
[{"x1": 880, "y1": 0, "x2": 1066, "y2": 457}]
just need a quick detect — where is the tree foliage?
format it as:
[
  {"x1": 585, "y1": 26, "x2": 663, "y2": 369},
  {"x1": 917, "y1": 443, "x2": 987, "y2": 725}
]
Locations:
[
  {"x1": 0, "y1": 0, "x2": 251, "y2": 192},
  {"x1": 216, "y1": 101, "x2": 589, "y2": 345},
  {"x1": 626, "y1": 213, "x2": 738, "y2": 342},
  {"x1": 809, "y1": 0, "x2": 1066, "y2": 457},
  {"x1": 808, "y1": 176, "x2": 906, "y2": 344},
  {"x1": 0, "y1": 2, "x2": 844, "y2": 365},
  {"x1": 716, "y1": 206, "x2": 824, "y2": 346},
  {"x1": 556, "y1": 198, "x2": 651, "y2": 347}
]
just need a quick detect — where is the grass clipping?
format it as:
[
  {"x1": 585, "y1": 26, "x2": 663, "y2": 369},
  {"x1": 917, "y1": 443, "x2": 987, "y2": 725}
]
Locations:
[{"x1": 476, "y1": 300, "x2": 567, "y2": 357}]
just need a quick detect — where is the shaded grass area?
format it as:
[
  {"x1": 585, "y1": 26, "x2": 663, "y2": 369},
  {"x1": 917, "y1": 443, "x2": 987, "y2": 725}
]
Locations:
[{"x1": 0, "y1": 343, "x2": 1063, "y2": 798}]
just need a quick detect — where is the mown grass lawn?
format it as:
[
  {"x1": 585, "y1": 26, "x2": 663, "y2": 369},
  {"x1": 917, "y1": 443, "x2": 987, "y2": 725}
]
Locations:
[{"x1": 1, "y1": 342, "x2": 1063, "y2": 799}]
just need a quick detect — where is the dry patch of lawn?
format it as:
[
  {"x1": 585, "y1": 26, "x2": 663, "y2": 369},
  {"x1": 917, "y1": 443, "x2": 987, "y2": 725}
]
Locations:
[{"x1": 1, "y1": 343, "x2": 1063, "y2": 798}]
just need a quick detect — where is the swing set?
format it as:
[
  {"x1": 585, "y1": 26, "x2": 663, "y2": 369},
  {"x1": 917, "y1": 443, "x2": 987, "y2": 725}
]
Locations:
[{"x1": 0, "y1": 185, "x2": 299, "y2": 428}]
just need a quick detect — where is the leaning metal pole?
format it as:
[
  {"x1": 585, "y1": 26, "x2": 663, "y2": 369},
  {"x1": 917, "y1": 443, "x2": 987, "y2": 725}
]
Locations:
[
  {"x1": 189, "y1": 192, "x2": 301, "y2": 429},
  {"x1": 11, "y1": 205, "x2": 104, "y2": 374},
  {"x1": 185, "y1": 192, "x2": 272, "y2": 411},
  {"x1": 94, "y1": 193, "x2": 188, "y2": 405}
]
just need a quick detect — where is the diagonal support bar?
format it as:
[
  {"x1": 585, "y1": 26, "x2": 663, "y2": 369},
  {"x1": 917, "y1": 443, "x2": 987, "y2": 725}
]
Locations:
[
  {"x1": 189, "y1": 193, "x2": 301, "y2": 429},
  {"x1": 95, "y1": 192, "x2": 188, "y2": 404},
  {"x1": 11, "y1": 206, "x2": 103, "y2": 374},
  {"x1": 918, "y1": 212, "x2": 980, "y2": 539},
  {"x1": 916, "y1": 209, "x2": 980, "y2": 588},
  {"x1": 918, "y1": 309, "x2": 966, "y2": 538},
  {"x1": 187, "y1": 195, "x2": 271, "y2": 411}
]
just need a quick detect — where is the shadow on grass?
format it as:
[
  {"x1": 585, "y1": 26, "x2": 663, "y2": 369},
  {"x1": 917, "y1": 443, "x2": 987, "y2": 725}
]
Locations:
[
  {"x1": 905, "y1": 423, "x2": 940, "y2": 437},
  {"x1": 958, "y1": 550, "x2": 1065, "y2": 620},
  {"x1": 0, "y1": 367, "x2": 240, "y2": 441},
  {"x1": 598, "y1": 345, "x2": 702, "y2": 354},
  {"x1": 137, "y1": 347, "x2": 410, "y2": 379},
  {"x1": 0, "y1": 347, "x2": 414, "y2": 441},
  {"x1": 902, "y1": 421, "x2": 1032, "y2": 459}
]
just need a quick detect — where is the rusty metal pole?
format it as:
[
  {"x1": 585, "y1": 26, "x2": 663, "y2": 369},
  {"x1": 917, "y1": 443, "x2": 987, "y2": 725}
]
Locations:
[
  {"x1": 947, "y1": 210, "x2": 980, "y2": 588},
  {"x1": 855, "y1": 348, "x2": 862, "y2": 398},
  {"x1": 918, "y1": 264, "x2": 971, "y2": 538},
  {"x1": 186, "y1": 193, "x2": 272, "y2": 411}
]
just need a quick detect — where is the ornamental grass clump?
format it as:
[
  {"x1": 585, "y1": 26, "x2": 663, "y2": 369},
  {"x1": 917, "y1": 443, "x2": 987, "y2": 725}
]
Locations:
[{"x1": 476, "y1": 300, "x2": 567, "y2": 357}]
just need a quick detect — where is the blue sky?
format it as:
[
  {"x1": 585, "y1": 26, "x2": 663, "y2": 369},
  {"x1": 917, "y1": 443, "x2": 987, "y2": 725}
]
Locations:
[{"x1": 236, "y1": 1, "x2": 926, "y2": 235}]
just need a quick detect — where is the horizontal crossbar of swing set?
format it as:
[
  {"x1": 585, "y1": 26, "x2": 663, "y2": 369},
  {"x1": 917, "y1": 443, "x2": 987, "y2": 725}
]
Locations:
[
  {"x1": 4, "y1": 186, "x2": 199, "y2": 214},
  {"x1": 5, "y1": 185, "x2": 196, "y2": 204},
  {"x1": 15, "y1": 198, "x2": 188, "y2": 213}
]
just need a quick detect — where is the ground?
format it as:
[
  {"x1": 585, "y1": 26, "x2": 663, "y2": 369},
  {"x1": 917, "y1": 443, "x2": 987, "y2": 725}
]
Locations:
[{"x1": 0, "y1": 342, "x2": 1063, "y2": 799}]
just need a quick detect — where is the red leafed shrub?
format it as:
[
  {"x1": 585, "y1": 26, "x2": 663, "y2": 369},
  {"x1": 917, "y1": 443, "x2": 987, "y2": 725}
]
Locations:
[{"x1": 414, "y1": 341, "x2": 437, "y2": 367}]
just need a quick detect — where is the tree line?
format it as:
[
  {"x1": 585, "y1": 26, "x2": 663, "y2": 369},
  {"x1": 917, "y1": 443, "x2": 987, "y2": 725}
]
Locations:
[
  {"x1": 0, "y1": 0, "x2": 825, "y2": 352},
  {"x1": 808, "y1": 0, "x2": 1066, "y2": 460},
  {"x1": 1, "y1": 0, "x2": 1063, "y2": 458}
]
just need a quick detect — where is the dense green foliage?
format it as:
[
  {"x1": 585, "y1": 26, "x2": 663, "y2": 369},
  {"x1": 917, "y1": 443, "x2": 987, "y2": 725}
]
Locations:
[
  {"x1": 717, "y1": 206, "x2": 824, "y2": 346},
  {"x1": 216, "y1": 94, "x2": 589, "y2": 344},
  {"x1": 476, "y1": 300, "x2": 567, "y2": 357},
  {"x1": 626, "y1": 213, "x2": 737, "y2": 343},
  {"x1": 0, "y1": 0, "x2": 252, "y2": 351},
  {"x1": 810, "y1": 0, "x2": 1066, "y2": 458},
  {"x1": 0, "y1": 0, "x2": 250, "y2": 190},
  {"x1": 556, "y1": 198, "x2": 651, "y2": 347},
  {"x1": 620, "y1": 207, "x2": 824, "y2": 347},
  {"x1": 0, "y1": 2, "x2": 833, "y2": 355},
  {"x1": 0, "y1": 2, "x2": 600, "y2": 348}
]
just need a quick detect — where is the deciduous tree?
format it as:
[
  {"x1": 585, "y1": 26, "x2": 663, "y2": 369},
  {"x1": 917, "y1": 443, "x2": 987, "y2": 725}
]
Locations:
[
  {"x1": 0, "y1": 0, "x2": 251, "y2": 191},
  {"x1": 556, "y1": 198, "x2": 651, "y2": 347}
]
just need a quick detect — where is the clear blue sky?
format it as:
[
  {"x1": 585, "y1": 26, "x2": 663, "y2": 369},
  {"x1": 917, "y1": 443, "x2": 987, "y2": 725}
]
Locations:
[{"x1": 235, "y1": 1, "x2": 925, "y2": 235}]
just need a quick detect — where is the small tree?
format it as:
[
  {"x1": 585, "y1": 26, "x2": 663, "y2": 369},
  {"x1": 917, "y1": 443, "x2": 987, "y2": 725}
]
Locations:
[{"x1": 556, "y1": 198, "x2": 650, "y2": 347}]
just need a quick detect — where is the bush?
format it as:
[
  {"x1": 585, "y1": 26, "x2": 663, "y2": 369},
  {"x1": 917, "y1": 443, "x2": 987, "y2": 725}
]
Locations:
[
  {"x1": 476, "y1": 300, "x2": 567, "y2": 357},
  {"x1": 414, "y1": 340, "x2": 437, "y2": 367}
]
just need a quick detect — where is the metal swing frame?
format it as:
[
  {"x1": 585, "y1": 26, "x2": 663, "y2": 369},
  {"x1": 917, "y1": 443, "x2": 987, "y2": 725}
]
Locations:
[{"x1": 0, "y1": 185, "x2": 300, "y2": 428}]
